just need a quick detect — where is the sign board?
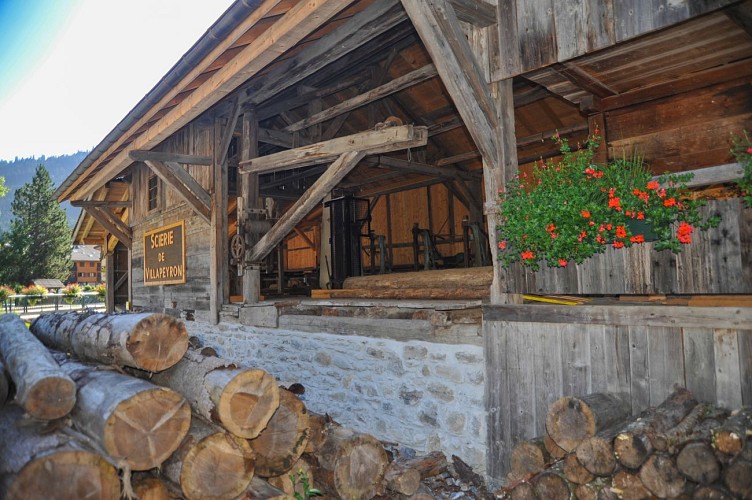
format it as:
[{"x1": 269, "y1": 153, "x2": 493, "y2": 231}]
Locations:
[{"x1": 143, "y1": 221, "x2": 186, "y2": 286}]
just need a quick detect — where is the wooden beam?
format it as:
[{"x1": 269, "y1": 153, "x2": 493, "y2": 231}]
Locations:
[
  {"x1": 210, "y1": 117, "x2": 230, "y2": 324},
  {"x1": 68, "y1": 0, "x2": 356, "y2": 201},
  {"x1": 218, "y1": 98, "x2": 242, "y2": 168},
  {"x1": 248, "y1": 151, "x2": 366, "y2": 262},
  {"x1": 83, "y1": 206, "x2": 132, "y2": 249},
  {"x1": 401, "y1": 0, "x2": 499, "y2": 166},
  {"x1": 143, "y1": 160, "x2": 211, "y2": 223},
  {"x1": 258, "y1": 128, "x2": 312, "y2": 149},
  {"x1": 725, "y1": 1, "x2": 752, "y2": 36},
  {"x1": 70, "y1": 201, "x2": 132, "y2": 208},
  {"x1": 436, "y1": 150, "x2": 481, "y2": 167},
  {"x1": 551, "y1": 62, "x2": 617, "y2": 98},
  {"x1": 293, "y1": 227, "x2": 316, "y2": 249},
  {"x1": 375, "y1": 155, "x2": 480, "y2": 180},
  {"x1": 655, "y1": 163, "x2": 744, "y2": 188},
  {"x1": 128, "y1": 150, "x2": 212, "y2": 165},
  {"x1": 240, "y1": 125, "x2": 428, "y2": 174},
  {"x1": 285, "y1": 64, "x2": 438, "y2": 132},
  {"x1": 241, "y1": 106, "x2": 260, "y2": 304},
  {"x1": 447, "y1": 0, "x2": 496, "y2": 26},
  {"x1": 361, "y1": 177, "x2": 444, "y2": 197}
]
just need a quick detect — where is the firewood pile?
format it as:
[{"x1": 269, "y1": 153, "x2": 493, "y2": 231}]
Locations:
[
  {"x1": 0, "y1": 311, "x2": 487, "y2": 500},
  {"x1": 497, "y1": 390, "x2": 752, "y2": 499}
]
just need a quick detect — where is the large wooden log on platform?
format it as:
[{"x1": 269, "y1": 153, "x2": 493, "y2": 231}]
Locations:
[
  {"x1": 31, "y1": 311, "x2": 188, "y2": 372},
  {"x1": 0, "y1": 404, "x2": 121, "y2": 499},
  {"x1": 55, "y1": 354, "x2": 191, "y2": 470},
  {"x1": 314, "y1": 425, "x2": 389, "y2": 499},
  {"x1": 546, "y1": 392, "x2": 631, "y2": 452},
  {"x1": 343, "y1": 266, "x2": 492, "y2": 290},
  {"x1": 638, "y1": 454, "x2": 686, "y2": 498},
  {"x1": 614, "y1": 389, "x2": 698, "y2": 469},
  {"x1": 149, "y1": 349, "x2": 280, "y2": 438},
  {"x1": 712, "y1": 407, "x2": 752, "y2": 456},
  {"x1": 162, "y1": 417, "x2": 255, "y2": 500},
  {"x1": 0, "y1": 314, "x2": 76, "y2": 419},
  {"x1": 249, "y1": 389, "x2": 310, "y2": 477}
]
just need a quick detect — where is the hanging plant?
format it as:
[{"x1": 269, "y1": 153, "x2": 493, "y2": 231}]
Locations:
[{"x1": 496, "y1": 132, "x2": 721, "y2": 271}]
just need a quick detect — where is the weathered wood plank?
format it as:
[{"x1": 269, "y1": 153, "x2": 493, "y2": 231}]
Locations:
[
  {"x1": 561, "y1": 322, "x2": 590, "y2": 397},
  {"x1": 143, "y1": 160, "x2": 211, "y2": 223},
  {"x1": 495, "y1": 0, "x2": 521, "y2": 78},
  {"x1": 713, "y1": 329, "x2": 743, "y2": 409},
  {"x1": 485, "y1": 320, "x2": 511, "y2": 479},
  {"x1": 738, "y1": 330, "x2": 752, "y2": 406},
  {"x1": 682, "y1": 328, "x2": 717, "y2": 403},
  {"x1": 129, "y1": 150, "x2": 213, "y2": 165},
  {"x1": 516, "y1": 0, "x2": 557, "y2": 71},
  {"x1": 605, "y1": 325, "x2": 632, "y2": 397},
  {"x1": 240, "y1": 125, "x2": 428, "y2": 174},
  {"x1": 448, "y1": 0, "x2": 497, "y2": 26},
  {"x1": 531, "y1": 322, "x2": 562, "y2": 435},
  {"x1": 71, "y1": 201, "x2": 132, "y2": 208},
  {"x1": 84, "y1": 207, "x2": 132, "y2": 249},
  {"x1": 628, "y1": 326, "x2": 651, "y2": 414},
  {"x1": 507, "y1": 322, "x2": 537, "y2": 448},
  {"x1": 647, "y1": 327, "x2": 685, "y2": 407}
]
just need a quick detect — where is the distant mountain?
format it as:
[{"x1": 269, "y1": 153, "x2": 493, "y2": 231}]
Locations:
[{"x1": 0, "y1": 152, "x2": 88, "y2": 231}]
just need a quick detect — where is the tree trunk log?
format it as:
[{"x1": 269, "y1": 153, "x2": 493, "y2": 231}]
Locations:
[
  {"x1": 532, "y1": 470, "x2": 570, "y2": 499},
  {"x1": 564, "y1": 452, "x2": 595, "y2": 485},
  {"x1": 31, "y1": 311, "x2": 188, "y2": 372},
  {"x1": 712, "y1": 407, "x2": 752, "y2": 456},
  {"x1": 249, "y1": 388, "x2": 310, "y2": 477},
  {"x1": 546, "y1": 392, "x2": 631, "y2": 452},
  {"x1": 305, "y1": 411, "x2": 332, "y2": 454},
  {"x1": 244, "y1": 476, "x2": 290, "y2": 499},
  {"x1": 509, "y1": 481, "x2": 536, "y2": 500},
  {"x1": 577, "y1": 436, "x2": 616, "y2": 476},
  {"x1": 574, "y1": 478, "x2": 611, "y2": 500},
  {"x1": 267, "y1": 455, "x2": 317, "y2": 497},
  {"x1": 149, "y1": 349, "x2": 280, "y2": 438},
  {"x1": 612, "y1": 470, "x2": 652, "y2": 500},
  {"x1": 0, "y1": 314, "x2": 76, "y2": 419},
  {"x1": 314, "y1": 425, "x2": 389, "y2": 499},
  {"x1": 162, "y1": 417, "x2": 255, "y2": 500},
  {"x1": 510, "y1": 437, "x2": 550, "y2": 481},
  {"x1": 544, "y1": 432, "x2": 567, "y2": 459},
  {"x1": 676, "y1": 441, "x2": 720, "y2": 485},
  {"x1": 658, "y1": 403, "x2": 721, "y2": 453},
  {"x1": 638, "y1": 454, "x2": 686, "y2": 498},
  {"x1": 692, "y1": 484, "x2": 735, "y2": 499},
  {"x1": 722, "y1": 457, "x2": 752, "y2": 498},
  {"x1": 132, "y1": 475, "x2": 172, "y2": 500},
  {"x1": 384, "y1": 461, "x2": 422, "y2": 496},
  {"x1": 55, "y1": 354, "x2": 191, "y2": 470},
  {"x1": 614, "y1": 388, "x2": 698, "y2": 469},
  {"x1": 343, "y1": 266, "x2": 492, "y2": 290},
  {"x1": 0, "y1": 404, "x2": 121, "y2": 500},
  {"x1": 396, "y1": 450, "x2": 448, "y2": 479}
]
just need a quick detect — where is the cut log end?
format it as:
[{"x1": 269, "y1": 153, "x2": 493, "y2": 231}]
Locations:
[
  {"x1": 614, "y1": 431, "x2": 653, "y2": 470},
  {"x1": 220, "y1": 368, "x2": 280, "y2": 439},
  {"x1": 5, "y1": 450, "x2": 121, "y2": 500},
  {"x1": 104, "y1": 388, "x2": 191, "y2": 470},
  {"x1": 333, "y1": 434, "x2": 389, "y2": 499},
  {"x1": 180, "y1": 432, "x2": 255, "y2": 500},
  {"x1": 639, "y1": 454, "x2": 686, "y2": 499},
  {"x1": 23, "y1": 376, "x2": 76, "y2": 420},
  {"x1": 546, "y1": 396, "x2": 596, "y2": 452},
  {"x1": 127, "y1": 314, "x2": 189, "y2": 372}
]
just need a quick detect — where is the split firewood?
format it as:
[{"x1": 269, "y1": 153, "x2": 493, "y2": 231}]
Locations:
[
  {"x1": 0, "y1": 314, "x2": 76, "y2": 419},
  {"x1": 249, "y1": 388, "x2": 310, "y2": 477},
  {"x1": 576, "y1": 436, "x2": 616, "y2": 476},
  {"x1": 148, "y1": 349, "x2": 280, "y2": 438},
  {"x1": 31, "y1": 311, "x2": 188, "y2": 372},
  {"x1": 396, "y1": 450, "x2": 448, "y2": 479},
  {"x1": 267, "y1": 455, "x2": 317, "y2": 497},
  {"x1": 638, "y1": 453, "x2": 686, "y2": 498},
  {"x1": 0, "y1": 404, "x2": 121, "y2": 499},
  {"x1": 383, "y1": 460, "x2": 422, "y2": 496},
  {"x1": 722, "y1": 456, "x2": 752, "y2": 498},
  {"x1": 564, "y1": 452, "x2": 595, "y2": 485},
  {"x1": 54, "y1": 353, "x2": 191, "y2": 470},
  {"x1": 614, "y1": 388, "x2": 698, "y2": 469},
  {"x1": 611, "y1": 470, "x2": 652, "y2": 500},
  {"x1": 712, "y1": 406, "x2": 752, "y2": 456},
  {"x1": 676, "y1": 441, "x2": 721, "y2": 485},
  {"x1": 314, "y1": 425, "x2": 389, "y2": 499},
  {"x1": 509, "y1": 437, "x2": 551, "y2": 480},
  {"x1": 161, "y1": 417, "x2": 255, "y2": 500},
  {"x1": 545, "y1": 392, "x2": 631, "y2": 452}
]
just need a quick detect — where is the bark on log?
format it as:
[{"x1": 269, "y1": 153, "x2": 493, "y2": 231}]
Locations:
[
  {"x1": 31, "y1": 311, "x2": 188, "y2": 372},
  {"x1": 249, "y1": 389, "x2": 310, "y2": 477},
  {"x1": 722, "y1": 457, "x2": 752, "y2": 498},
  {"x1": 149, "y1": 349, "x2": 280, "y2": 438},
  {"x1": 611, "y1": 470, "x2": 652, "y2": 500},
  {"x1": 712, "y1": 407, "x2": 752, "y2": 456},
  {"x1": 267, "y1": 455, "x2": 317, "y2": 497},
  {"x1": 304, "y1": 412, "x2": 332, "y2": 454},
  {"x1": 545, "y1": 392, "x2": 631, "y2": 452},
  {"x1": 658, "y1": 403, "x2": 721, "y2": 453},
  {"x1": 0, "y1": 358, "x2": 9, "y2": 409},
  {"x1": 692, "y1": 484, "x2": 735, "y2": 499},
  {"x1": 638, "y1": 454, "x2": 686, "y2": 498},
  {"x1": 509, "y1": 437, "x2": 550, "y2": 480},
  {"x1": 244, "y1": 476, "x2": 291, "y2": 499},
  {"x1": 532, "y1": 471, "x2": 570, "y2": 499},
  {"x1": 343, "y1": 266, "x2": 492, "y2": 290},
  {"x1": 614, "y1": 389, "x2": 698, "y2": 469},
  {"x1": 509, "y1": 481, "x2": 536, "y2": 499},
  {"x1": 396, "y1": 450, "x2": 448, "y2": 479},
  {"x1": 132, "y1": 475, "x2": 172, "y2": 500},
  {"x1": 162, "y1": 417, "x2": 255, "y2": 500},
  {"x1": 544, "y1": 432, "x2": 567, "y2": 459},
  {"x1": 0, "y1": 404, "x2": 121, "y2": 500},
  {"x1": 576, "y1": 436, "x2": 616, "y2": 476},
  {"x1": 55, "y1": 354, "x2": 191, "y2": 470},
  {"x1": 384, "y1": 461, "x2": 422, "y2": 496},
  {"x1": 676, "y1": 441, "x2": 720, "y2": 485},
  {"x1": 574, "y1": 478, "x2": 611, "y2": 500},
  {"x1": 314, "y1": 425, "x2": 389, "y2": 499},
  {"x1": 564, "y1": 452, "x2": 595, "y2": 485},
  {"x1": 0, "y1": 314, "x2": 76, "y2": 419}
]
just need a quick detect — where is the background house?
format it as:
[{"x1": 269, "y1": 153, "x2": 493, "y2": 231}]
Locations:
[{"x1": 68, "y1": 244, "x2": 102, "y2": 284}]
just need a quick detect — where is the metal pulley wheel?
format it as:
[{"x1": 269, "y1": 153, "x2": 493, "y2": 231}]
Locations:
[{"x1": 230, "y1": 233, "x2": 245, "y2": 261}]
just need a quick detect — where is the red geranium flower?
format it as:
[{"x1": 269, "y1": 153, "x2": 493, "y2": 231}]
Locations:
[
  {"x1": 615, "y1": 226, "x2": 627, "y2": 238},
  {"x1": 558, "y1": 259, "x2": 568, "y2": 267},
  {"x1": 663, "y1": 197, "x2": 677, "y2": 207},
  {"x1": 521, "y1": 251, "x2": 534, "y2": 260},
  {"x1": 580, "y1": 210, "x2": 591, "y2": 218},
  {"x1": 613, "y1": 241, "x2": 625, "y2": 249},
  {"x1": 630, "y1": 234, "x2": 645, "y2": 243},
  {"x1": 647, "y1": 181, "x2": 660, "y2": 190}
]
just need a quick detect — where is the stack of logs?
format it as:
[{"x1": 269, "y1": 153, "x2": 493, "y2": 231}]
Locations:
[
  {"x1": 0, "y1": 311, "x2": 449, "y2": 499},
  {"x1": 501, "y1": 390, "x2": 752, "y2": 499}
]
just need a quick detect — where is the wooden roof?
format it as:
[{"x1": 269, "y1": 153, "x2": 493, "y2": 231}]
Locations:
[{"x1": 64, "y1": 0, "x2": 752, "y2": 243}]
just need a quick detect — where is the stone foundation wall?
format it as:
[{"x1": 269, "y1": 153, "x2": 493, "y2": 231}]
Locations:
[{"x1": 185, "y1": 320, "x2": 487, "y2": 471}]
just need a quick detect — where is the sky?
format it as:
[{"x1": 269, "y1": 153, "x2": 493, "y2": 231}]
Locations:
[{"x1": 0, "y1": 0, "x2": 236, "y2": 162}]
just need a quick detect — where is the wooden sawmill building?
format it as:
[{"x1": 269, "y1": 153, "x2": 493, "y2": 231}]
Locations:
[{"x1": 58, "y1": 0, "x2": 752, "y2": 478}]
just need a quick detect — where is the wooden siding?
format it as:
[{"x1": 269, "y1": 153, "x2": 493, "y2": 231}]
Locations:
[
  {"x1": 484, "y1": 304, "x2": 752, "y2": 479},
  {"x1": 504, "y1": 198, "x2": 752, "y2": 295},
  {"x1": 495, "y1": 0, "x2": 738, "y2": 80}
]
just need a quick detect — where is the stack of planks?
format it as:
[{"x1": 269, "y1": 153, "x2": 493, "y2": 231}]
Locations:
[
  {"x1": 500, "y1": 389, "x2": 752, "y2": 499},
  {"x1": 0, "y1": 310, "x2": 447, "y2": 500}
]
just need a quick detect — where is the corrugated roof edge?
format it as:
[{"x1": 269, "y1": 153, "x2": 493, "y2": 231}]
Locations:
[{"x1": 55, "y1": 0, "x2": 262, "y2": 201}]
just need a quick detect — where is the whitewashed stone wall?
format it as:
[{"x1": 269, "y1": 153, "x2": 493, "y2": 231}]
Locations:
[{"x1": 185, "y1": 320, "x2": 487, "y2": 471}]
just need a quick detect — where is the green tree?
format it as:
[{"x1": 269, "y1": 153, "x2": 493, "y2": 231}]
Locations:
[{"x1": 2, "y1": 165, "x2": 71, "y2": 283}]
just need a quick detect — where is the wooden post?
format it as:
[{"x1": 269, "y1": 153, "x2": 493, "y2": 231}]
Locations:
[
  {"x1": 105, "y1": 251, "x2": 114, "y2": 313},
  {"x1": 320, "y1": 195, "x2": 332, "y2": 289},
  {"x1": 241, "y1": 106, "x2": 260, "y2": 304},
  {"x1": 211, "y1": 115, "x2": 230, "y2": 324}
]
